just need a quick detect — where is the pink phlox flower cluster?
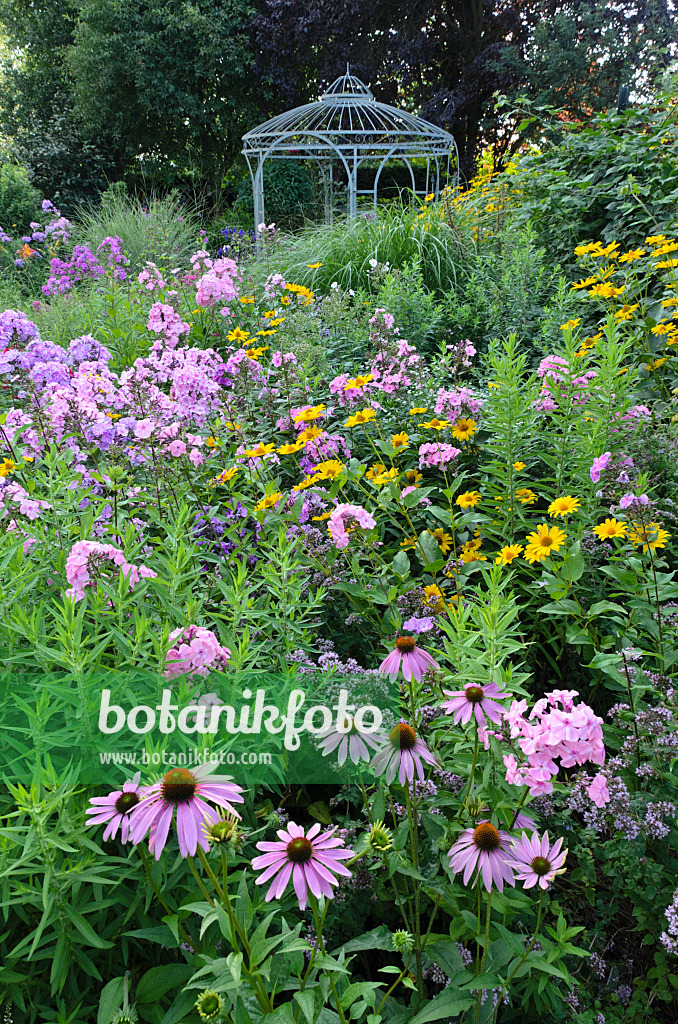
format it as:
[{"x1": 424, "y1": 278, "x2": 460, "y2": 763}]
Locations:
[
  {"x1": 67, "y1": 335, "x2": 112, "y2": 367},
  {"x1": 65, "y1": 539, "x2": 157, "y2": 602},
  {"x1": 446, "y1": 337, "x2": 476, "y2": 373},
  {"x1": 138, "y1": 262, "x2": 167, "y2": 291},
  {"x1": 589, "y1": 451, "x2": 612, "y2": 483},
  {"x1": 329, "y1": 372, "x2": 370, "y2": 406},
  {"x1": 619, "y1": 492, "x2": 649, "y2": 510},
  {"x1": 587, "y1": 773, "x2": 610, "y2": 807},
  {"x1": 419, "y1": 442, "x2": 461, "y2": 470},
  {"x1": 0, "y1": 482, "x2": 51, "y2": 522},
  {"x1": 327, "y1": 503, "x2": 376, "y2": 549},
  {"x1": 164, "y1": 624, "x2": 231, "y2": 679},
  {"x1": 147, "y1": 302, "x2": 191, "y2": 349},
  {"x1": 434, "y1": 385, "x2": 483, "y2": 421},
  {"x1": 535, "y1": 355, "x2": 597, "y2": 411},
  {"x1": 264, "y1": 272, "x2": 287, "y2": 298},
  {"x1": 504, "y1": 690, "x2": 605, "y2": 796},
  {"x1": 195, "y1": 256, "x2": 239, "y2": 309},
  {"x1": 271, "y1": 350, "x2": 297, "y2": 370}
]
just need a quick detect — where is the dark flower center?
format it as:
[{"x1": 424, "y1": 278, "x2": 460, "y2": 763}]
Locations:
[
  {"x1": 396, "y1": 636, "x2": 416, "y2": 653},
  {"x1": 530, "y1": 856, "x2": 551, "y2": 876},
  {"x1": 465, "y1": 685, "x2": 485, "y2": 703},
  {"x1": 161, "y1": 768, "x2": 197, "y2": 804},
  {"x1": 473, "y1": 822, "x2": 500, "y2": 852},
  {"x1": 114, "y1": 791, "x2": 140, "y2": 814},
  {"x1": 390, "y1": 722, "x2": 417, "y2": 750},
  {"x1": 541, "y1": 536, "x2": 554, "y2": 548},
  {"x1": 286, "y1": 836, "x2": 314, "y2": 863}
]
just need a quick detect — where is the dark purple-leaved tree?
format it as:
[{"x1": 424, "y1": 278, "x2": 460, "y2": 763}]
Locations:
[{"x1": 254, "y1": 0, "x2": 677, "y2": 179}]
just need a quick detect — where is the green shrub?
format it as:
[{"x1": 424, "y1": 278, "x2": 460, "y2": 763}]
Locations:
[
  {"x1": 277, "y1": 200, "x2": 478, "y2": 298},
  {"x1": 231, "y1": 161, "x2": 319, "y2": 229},
  {"x1": 74, "y1": 184, "x2": 201, "y2": 270},
  {"x1": 0, "y1": 160, "x2": 43, "y2": 234}
]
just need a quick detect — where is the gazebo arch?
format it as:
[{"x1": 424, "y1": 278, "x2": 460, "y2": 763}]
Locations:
[{"x1": 241, "y1": 66, "x2": 459, "y2": 228}]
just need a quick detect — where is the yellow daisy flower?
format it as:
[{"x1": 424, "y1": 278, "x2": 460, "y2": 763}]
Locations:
[
  {"x1": 227, "y1": 327, "x2": 250, "y2": 342},
  {"x1": 513, "y1": 461, "x2": 526, "y2": 471},
  {"x1": 592, "y1": 518, "x2": 627, "y2": 540},
  {"x1": 495, "y1": 544, "x2": 524, "y2": 565},
  {"x1": 451, "y1": 418, "x2": 477, "y2": 441},
  {"x1": 239, "y1": 296, "x2": 255, "y2": 304},
  {"x1": 428, "y1": 528, "x2": 453, "y2": 555},
  {"x1": 523, "y1": 523, "x2": 567, "y2": 563},
  {"x1": 0, "y1": 458, "x2": 17, "y2": 476},
  {"x1": 276, "y1": 442, "x2": 305, "y2": 454},
  {"x1": 392, "y1": 432, "x2": 409, "y2": 449},
  {"x1": 548, "y1": 495, "x2": 581, "y2": 518},
  {"x1": 243, "y1": 442, "x2": 276, "y2": 458},
  {"x1": 422, "y1": 584, "x2": 445, "y2": 612},
  {"x1": 516, "y1": 488, "x2": 537, "y2": 505},
  {"x1": 345, "y1": 408, "x2": 377, "y2": 428},
  {"x1": 628, "y1": 522, "x2": 670, "y2": 552},
  {"x1": 419, "y1": 417, "x2": 450, "y2": 430},
  {"x1": 306, "y1": 262, "x2": 322, "y2": 269},
  {"x1": 456, "y1": 490, "x2": 482, "y2": 509},
  {"x1": 254, "y1": 492, "x2": 283, "y2": 511},
  {"x1": 214, "y1": 467, "x2": 238, "y2": 484},
  {"x1": 404, "y1": 469, "x2": 423, "y2": 486},
  {"x1": 293, "y1": 404, "x2": 326, "y2": 423},
  {"x1": 345, "y1": 373, "x2": 374, "y2": 390},
  {"x1": 312, "y1": 460, "x2": 345, "y2": 480},
  {"x1": 297, "y1": 425, "x2": 324, "y2": 443}
]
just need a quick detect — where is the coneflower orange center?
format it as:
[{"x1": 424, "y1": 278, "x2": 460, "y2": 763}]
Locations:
[
  {"x1": 390, "y1": 722, "x2": 417, "y2": 750},
  {"x1": 465, "y1": 685, "x2": 485, "y2": 703},
  {"x1": 161, "y1": 768, "x2": 197, "y2": 804},
  {"x1": 115, "y1": 791, "x2": 140, "y2": 814},
  {"x1": 286, "y1": 836, "x2": 314, "y2": 863},
  {"x1": 473, "y1": 822, "x2": 500, "y2": 851},
  {"x1": 530, "y1": 856, "x2": 551, "y2": 876},
  {"x1": 396, "y1": 636, "x2": 416, "y2": 653}
]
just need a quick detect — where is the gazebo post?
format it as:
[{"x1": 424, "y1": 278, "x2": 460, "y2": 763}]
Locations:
[
  {"x1": 348, "y1": 150, "x2": 358, "y2": 220},
  {"x1": 254, "y1": 157, "x2": 266, "y2": 231}
]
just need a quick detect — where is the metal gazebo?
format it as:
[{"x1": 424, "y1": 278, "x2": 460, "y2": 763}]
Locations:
[{"x1": 241, "y1": 66, "x2": 459, "y2": 228}]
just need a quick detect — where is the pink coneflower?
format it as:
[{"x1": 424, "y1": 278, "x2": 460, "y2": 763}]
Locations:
[
  {"x1": 128, "y1": 764, "x2": 244, "y2": 860},
  {"x1": 252, "y1": 821, "x2": 353, "y2": 910},
  {"x1": 441, "y1": 681, "x2": 507, "y2": 727},
  {"x1": 369, "y1": 722, "x2": 438, "y2": 785},
  {"x1": 505, "y1": 831, "x2": 567, "y2": 889},
  {"x1": 318, "y1": 718, "x2": 381, "y2": 766},
  {"x1": 85, "y1": 772, "x2": 145, "y2": 843},
  {"x1": 379, "y1": 636, "x2": 440, "y2": 682},
  {"x1": 448, "y1": 821, "x2": 515, "y2": 892}
]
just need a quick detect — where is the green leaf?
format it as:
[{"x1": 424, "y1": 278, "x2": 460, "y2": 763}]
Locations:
[
  {"x1": 409, "y1": 991, "x2": 475, "y2": 1023},
  {"x1": 136, "y1": 964, "x2": 193, "y2": 1004},
  {"x1": 308, "y1": 800, "x2": 332, "y2": 824},
  {"x1": 97, "y1": 976, "x2": 125, "y2": 1024},
  {"x1": 294, "y1": 988, "x2": 324, "y2": 1024},
  {"x1": 338, "y1": 926, "x2": 394, "y2": 953},
  {"x1": 391, "y1": 550, "x2": 410, "y2": 576}
]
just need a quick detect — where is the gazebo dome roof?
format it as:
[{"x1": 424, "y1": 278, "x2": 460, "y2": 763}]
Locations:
[{"x1": 241, "y1": 68, "x2": 455, "y2": 158}]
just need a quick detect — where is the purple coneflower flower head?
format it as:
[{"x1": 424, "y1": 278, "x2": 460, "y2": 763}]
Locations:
[
  {"x1": 441, "y1": 681, "x2": 507, "y2": 727},
  {"x1": 379, "y1": 636, "x2": 440, "y2": 682},
  {"x1": 505, "y1": 831, "x2": 567, "y2": 889},
  {"x1": 318, "y1": 717, "x2": 381, "y2": 766},
  {"x1": 129, "y1": 763, "x2": 244, "y2": 860},
  {"x1": 448, "y1": 821, "x2": 515, "y2": 892},
  {"x1": 369, "y1": 722, "x2": 438, "y2": 785},
  {"x1": 85, "y1": 771, "x2": 145, "y2": 843},
  {"x1": 252, "y1": 821, "x2": 353, "y2": 910}
]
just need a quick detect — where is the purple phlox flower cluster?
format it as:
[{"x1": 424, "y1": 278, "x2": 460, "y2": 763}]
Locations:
[
  {"x1": 0, "y1": 310, "x2": 41, "y2": 350},
  {"x1": 369, "y1": 338, "x2": 421, "y2": 396},
  {"x1": 567, "y1": 771, "x2": 638, "y2": 838},
  {"x1": 67, "y1": 334, "x2": 112, "y2": 367},
  {"x1": 97, "y1": 236, "x2": 129, "y2": 280},
  {"x1": 418, "y1": 442, "x2": 461, "y2": 470},
  {"x1": 434, "y1": 385, "x2": 483, "y2": 422},
  {"x1": 503, "y1": 689, "x2": 605, "y2": 796},
  {"x1": 660, "y1": 888, "x2": 678, "y2": 954},
  {"x1": 65, "y1": 539, "x2": 157, "y2": 602},
  {"x1": 164, "y1": 624, "x2": 231, "y2": 679},
  {"x1": 619, "y1": 492, "x2": 650, "y2": 510},
  {"x1": 42, "y1": 246, "x2": 106, "y2": 296}
]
